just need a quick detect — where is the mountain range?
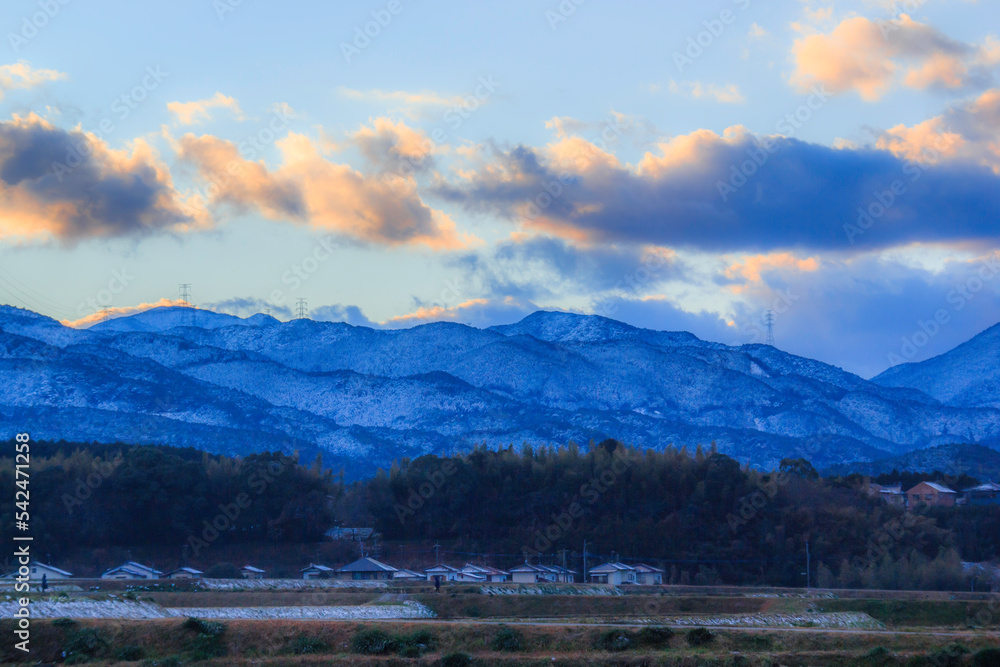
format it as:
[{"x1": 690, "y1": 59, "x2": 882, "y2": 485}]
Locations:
[{"x1": 2, "y1": 305, "x2": 999, "y2": 477}]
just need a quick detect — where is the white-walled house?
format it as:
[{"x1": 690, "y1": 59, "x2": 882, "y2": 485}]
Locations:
[
  {"x1": 2, "y1": 562, "x2": 73, "y2": 582},
  {"x1": 588, "y1": 562, "x2": 636, "y2": 585},
  {"x1": 509, "y1": 563, "x2": 576, "y2": 584},
  {"x1": 336, "y1": 557, "x2": 398, "y2": 581},
  {"x1": 632, "y1": 563, "x2": 664, "y2": 585},
  {"x1": 300, "y1": 563, "x2": 335, "y2": 580},
  {"x1": 460, "y1": 564, "x2": 510, "y2": 583},
  {"x1": 164, "y1": 567, "x2": 203, "y2": 579},
  {"x1": 424, "y1": 564, "x2": 460, "y2": 582},
  {"x1": 241, "y1": 565, "x2": 266, "y2": 580},
  {"x1": 102, "y1": 562, "x2": 162, "y2": 580}
]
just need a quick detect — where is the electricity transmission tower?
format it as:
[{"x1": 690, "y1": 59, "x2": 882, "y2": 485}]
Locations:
[
  {"x1": 178, "y1": 284, "x2": 192, "y2": 306},
  {"x1": 765, "y1": 310, "x2": 776, "y2": 347},
  {"x1": 295, "y1": 298, "x2": 308, "y2": 319}
]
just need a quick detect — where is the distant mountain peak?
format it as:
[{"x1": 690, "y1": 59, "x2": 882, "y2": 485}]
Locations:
[{"x1": 88, "y1": 306, "x2": 264, "y2": 333}]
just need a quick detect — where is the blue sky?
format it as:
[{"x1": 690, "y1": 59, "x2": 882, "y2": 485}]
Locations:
[{"x1": 1, "y1": 0, "x2": 999, "y2": 378}]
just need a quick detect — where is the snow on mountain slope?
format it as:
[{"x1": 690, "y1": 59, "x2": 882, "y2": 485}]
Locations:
[
  {"x1": 88, "y1": 306, "x2": 264, "y2": 333},
  {"x1": 3, "y1": 305, "x2": 1000, "y2": 473},
  {"x1": 874, "y1": 323, "x2": 1000, "y2": 408}
]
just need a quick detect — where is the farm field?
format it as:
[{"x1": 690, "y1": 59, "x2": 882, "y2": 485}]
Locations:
[{"x1": 4, "y1": 583, "x2": 999, "y2": 665}]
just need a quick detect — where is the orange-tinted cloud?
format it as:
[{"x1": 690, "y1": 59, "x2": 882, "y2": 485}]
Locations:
[
  {"x1": 177, "y1": 130, "x2": 473, "y2": 250},
  {"x1": 790, "y1": 14, "x2": 996, "y2": 101},
  {"x1": 0, "y1": 62, "x2": 65, "y2": 100},
  {"x1": 62, "y1": 298, "x2": 188, "y2": 328},
  {"x1": 167, "y1": 92, "x2": 244, "y2": 125},
  {"x1": 725, "y1": 253, "x2": 821, "y2": 283},
  {"x1": 0, "y1": 113, "x2": 199, "y2": 242}
]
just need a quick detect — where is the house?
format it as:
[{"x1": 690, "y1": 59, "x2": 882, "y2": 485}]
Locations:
[
  {"x1": 588, "y1": 562, "x2": 636, "y2": 585},
  {"x1": 335, "y1": 557, "x2": 397, "y2": 581},
  {"x1": 906, "y1": 482, "x2": 957, "y2": 508},
  {"x1": 460, "y1": 564, "x2": 510, "y2": 583},
  {"x1": 240, "y1": 565, "x2": 266, "y2": 580},
  {"x1": 300, "y1": 563, "x2": 335, "y2": 580},
  {"x1": 424, "y1": 564, "x2": 461, "y2": 582},
  {"x1": 632, "y1": 563, "x2": 664, "y2": 585},
  {"x1": 963, "y1": 482, "x2": 1000, "y2": 506},
  {"x1": 509, "y1": 563, "x2": 547, "y2": 584},
  {"x1": 164, "y1": 567, "x2": 203, "y2": 579},
  {"x1": 102, "y1": 562, "x2": 162, "y2": 580},
  {"x1": 537, "y1": 564, "x2": 576, "y2": 583},
  {"x1": 509, "y1": 563, "x2": 577, "y2": 584},
  {"x1": 393, "y1": 568, "x2": 425, "y2": 581},
  {"x1": 869, "y1": 483, "x2": 906, "y2": 506},
  {"x1": 2, "y1": 562, "x2": 73, "y2": 582}
]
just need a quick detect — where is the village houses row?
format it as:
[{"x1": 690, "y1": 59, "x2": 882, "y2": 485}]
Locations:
[{"x1": 5, "y1": 558, "x2": 665, "y2": 587}]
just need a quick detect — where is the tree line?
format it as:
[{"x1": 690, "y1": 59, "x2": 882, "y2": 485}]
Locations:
[{"x1": 2, "y1": 438, "x2": 996, "y2": 590}]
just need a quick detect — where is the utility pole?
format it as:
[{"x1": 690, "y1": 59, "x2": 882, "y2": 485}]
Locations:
[
  {"x1": 583, "y1": 540, "x2": 588, "y2": 583},
  {"x1": 559, "y1": 548, "x2": 568, "y2": 572},
  {"x1": 434, "y1": 542, "x2": 441, "y2": 565},
  {"x1": 805, "y1": 538, "x2": 811, "y2": 589}
]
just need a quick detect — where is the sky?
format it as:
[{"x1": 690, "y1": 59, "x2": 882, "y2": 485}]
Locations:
[{"x1": 0, "y1": 0, "x2": 999, "y2": 378}]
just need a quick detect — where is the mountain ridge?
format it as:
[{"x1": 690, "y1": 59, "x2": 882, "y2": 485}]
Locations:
[{"x1": 2, "y1": 304, "x2": 999, "y2": 477}]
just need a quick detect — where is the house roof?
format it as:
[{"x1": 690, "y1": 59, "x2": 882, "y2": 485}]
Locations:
[
  {"x1": 966, "y1": 482, "x2": 1000, "y2": 492},
  {"x1": 462, "y1": 564, "x2": 509, "y2": 576},
  {"x1": 910, "y1": 482, "x2": 956, "y2": 494},
  {"x1": 632, "y1": 563, "x2": 664, "y2": 573},
  {"x1": 103, "y1": 562, "x2": 161, "y2": 576},
  {"x1": 393, "y1": 569, "x2": 424, "y2": 578},
  {"x1": 425, "y1": 564, "x2": 460, "y2": 573},
  {"x1": 509, "y1": 563, "x2": 576, "y2": 575},
  {"x1": 300, "y1": 563, "x2": 335, "y2": 572},
  {"x1": 589, "y1": 562, "x2": 636, "y2": 573},
  {"x1": 35, "y1": 563, "x2": 73, "y2": 577},
  {"x1": 337, "y1": 557, "x2": 398, "y2": 573},
  {"x1": 241, "y1": 565, "x2": 265, "y2": 573},
  {"x1": 509, "y1": 563, "x2": 544, "y2": 573},
  {"x1": 166, "y1": 567, "x2": 203, "y2": 576}
]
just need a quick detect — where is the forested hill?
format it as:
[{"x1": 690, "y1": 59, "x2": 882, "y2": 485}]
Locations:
[{"x1": 5, "y1": 440, "x2": 995, "y2": 589}]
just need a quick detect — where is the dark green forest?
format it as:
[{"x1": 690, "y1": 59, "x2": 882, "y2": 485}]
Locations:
[{"x1": 2, "y1": 439, "x2": 997, "y2": 590}]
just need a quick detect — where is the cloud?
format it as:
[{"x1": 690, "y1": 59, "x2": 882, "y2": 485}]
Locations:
[
  {"x1": 748, "y1": 23, "x2": 770, "y2": 39},
  {"x1": 311, "y1": 304, "x2": 380, "y2": 328},
  {"x1": 447, "y1": 235, "x2": 683, "y2": 304},
  {"x1": 0, "y1": 62, "x2": 65, "y2": 100},
  {"x1": 667, "y1": 80, "x2": 745, "y2": 104},
  {"x1": 349, "y1": 117, "x2": 437, "y2": 172},
  {"x1": 0, "y1": 113, "x2": 201, "y2": 242},
  {"x1": 790, "y1": 14, "x2": 998, "y2": 100},
  {"x1": 205, "y1": 296, "x2": 292, "y2": 320},
  {"x1": 384, "y1": 296, "x2": 539, "y2": 328},
  {"x1": 167, "y1": 92, "x2": 244, "y2": 125},
  {"x1": 725, "y1": 253, "x2": 821, "y2": 284},
  {"x1": 176, "y1": 130, "x2": 473, "y2": 250},
  {"x1": 726, "y1": 252, "x2": 1000, "y2": 378},
  {"x1": 435, "y1": 124, "x2": 1000, "y2": 253},
  {"x1": 877, "y1": 88, "x2": 1000, "y2": 172},
  {"x1": 336, "y1": 87, "x2": 464, "y2": 108},
  {"x1": 62, "y1": 298, "x2": 187, "y2": 328}
]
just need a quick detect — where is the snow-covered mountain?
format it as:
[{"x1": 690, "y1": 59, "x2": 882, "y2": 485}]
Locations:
[
  {"x1": 874, "y1": 323, "x2": 1000, "y2": 409},
  {"x1": 2, "y1": 304, "x2": 999, "y2": 477}
]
